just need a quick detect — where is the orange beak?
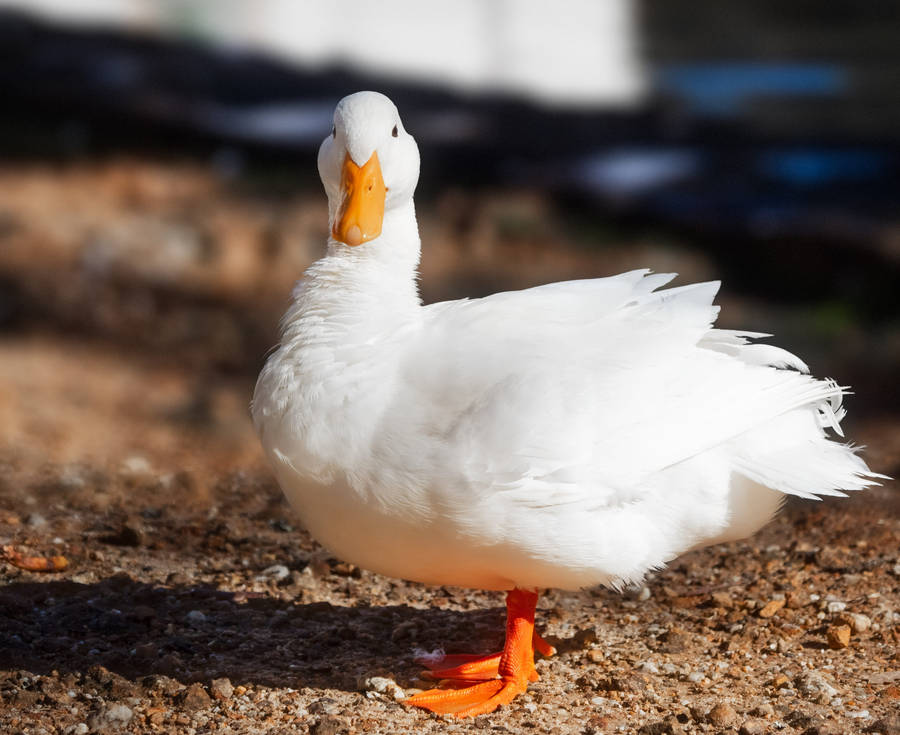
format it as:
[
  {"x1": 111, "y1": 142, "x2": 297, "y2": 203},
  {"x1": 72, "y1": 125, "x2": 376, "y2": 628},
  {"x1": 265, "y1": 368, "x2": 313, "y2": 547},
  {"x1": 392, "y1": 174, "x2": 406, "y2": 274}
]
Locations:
[{"x1": 332, "y1": 152, "x2": 387, "y2": 246}]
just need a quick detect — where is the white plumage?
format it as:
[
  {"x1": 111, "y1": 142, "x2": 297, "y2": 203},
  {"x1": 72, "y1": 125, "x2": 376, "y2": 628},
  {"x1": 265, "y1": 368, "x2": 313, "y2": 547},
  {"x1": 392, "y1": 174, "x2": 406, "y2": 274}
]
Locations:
[{"x1": 252, "y1": 91, "x2": 882, "y2": 596}]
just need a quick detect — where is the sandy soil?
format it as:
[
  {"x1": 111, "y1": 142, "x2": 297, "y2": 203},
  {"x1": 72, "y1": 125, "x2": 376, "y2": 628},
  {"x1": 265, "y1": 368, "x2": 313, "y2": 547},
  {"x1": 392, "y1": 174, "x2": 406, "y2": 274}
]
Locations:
[{"x1": 0, "y1": 161, "x2": 897, "y2": 735}]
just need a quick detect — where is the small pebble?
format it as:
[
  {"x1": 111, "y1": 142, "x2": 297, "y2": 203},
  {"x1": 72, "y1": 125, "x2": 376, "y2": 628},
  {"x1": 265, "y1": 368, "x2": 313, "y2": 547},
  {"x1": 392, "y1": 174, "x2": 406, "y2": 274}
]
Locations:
[
  {"x1": 88, "y1": 704, "x2": 132, "y2": 730},
  {"x1": 759, "y1": 599, "x2": 785, "y2": 618},
  {"x1": 185, "y1": 610, "x2": 207, "y2": 625},
  {"x1": 797, "y1": 671, "x2": 839, "y2": 703},
  {"x1": 826, "y1": 600, "x2": 847, "y2": 614},
  {"x1": 308, "y1": 697, "x2": 340, "y2": 715},
  {"x1": 178, "y1": 682, "x2": 211, "y2": 711},
  {"x1": 26, "y1": 512, "x2": 47, "y2": 528},
  {"x1": 639, "y1": 716, "x2": 684, "y2": 735},
  {"x1": 310, "y1": 714, "x2": 350, "y2": 735},
  {"x1": 587, "y1": 648, "x2": 605, "y2": 663},
  {"x1": 104, "y1": 704, "x2": 133, "y2": 723},
  {"x1": 360, "y1": 675, "x2": 404, "y2": 700},
  {"x1": 122, "y1": 454, "x2": 153, "y2": 475},
  {"x1": 210, "y1": 677, "x2": 234, "y2": 701},
  {"x1": 826, "y1": 624, "x2": 851, "y2": 649},
  {"x1": 776, "y1": 637, "x2": 793, "y2": 653},
  {"x1": 711, "y1": 591, "x2": 733, "y2": 609},
  {"x1": 707, "y1": 703, "x2": 739, "y2": 728},
  {"x1": 739, "y1": 718, "x2": 768, "y2": 735},
  {"x1": 573, "y1": 628, "x2": 599, "y2": 648},
  {"x1": 258, "y1": 564, "x2": 290, "y2": 581},
  {"x1": 751, "y1": 702, "x2": 775, "y2": 718},
  {"x1": 122, "y1": 455, "x2": 152, "y2": 474}
]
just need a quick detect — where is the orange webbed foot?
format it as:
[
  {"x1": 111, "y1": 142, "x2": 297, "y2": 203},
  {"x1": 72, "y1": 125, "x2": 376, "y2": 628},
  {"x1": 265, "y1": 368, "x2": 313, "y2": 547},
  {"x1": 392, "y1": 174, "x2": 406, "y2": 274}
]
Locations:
[
  {"x1": 404, "y1": 677, "x2": 527, "y2": 717},
  {"x1": 405, "y1": 589, "x2": 549, "y2": 717}
]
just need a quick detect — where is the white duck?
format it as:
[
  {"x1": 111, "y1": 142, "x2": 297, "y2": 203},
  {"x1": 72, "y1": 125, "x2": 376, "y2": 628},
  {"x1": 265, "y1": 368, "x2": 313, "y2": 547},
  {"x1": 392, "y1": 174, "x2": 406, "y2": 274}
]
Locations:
[{"x1": 252, "y1": 91, "x2": 883, "y2": 717}]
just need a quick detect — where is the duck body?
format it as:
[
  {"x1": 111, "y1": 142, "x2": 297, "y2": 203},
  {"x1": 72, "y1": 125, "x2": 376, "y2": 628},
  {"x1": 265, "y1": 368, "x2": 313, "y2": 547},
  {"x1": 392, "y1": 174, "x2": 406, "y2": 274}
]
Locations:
[
  {"x1": 252, "y1": 92, "x2": 881, "y2": 717},
  {"x1": 253, "y1": 233, "x2": 874, "y2": 592}
]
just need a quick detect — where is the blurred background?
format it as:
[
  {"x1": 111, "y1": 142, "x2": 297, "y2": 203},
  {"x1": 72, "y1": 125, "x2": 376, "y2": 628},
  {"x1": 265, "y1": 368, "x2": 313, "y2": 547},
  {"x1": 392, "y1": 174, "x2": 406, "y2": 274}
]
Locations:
[{"x1": 0, "y1": 0, "x2": 898, "y2": 488}]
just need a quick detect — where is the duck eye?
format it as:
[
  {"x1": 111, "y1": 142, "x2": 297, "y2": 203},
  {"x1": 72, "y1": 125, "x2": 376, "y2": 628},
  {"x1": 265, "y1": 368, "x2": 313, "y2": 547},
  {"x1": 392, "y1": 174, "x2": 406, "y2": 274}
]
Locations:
[
  {"x1": 331, "y1": 126, "x2": 336, "y2": 138},
  {"x1": 392, "y1": 125, "x2": 398, "y2": 138}
]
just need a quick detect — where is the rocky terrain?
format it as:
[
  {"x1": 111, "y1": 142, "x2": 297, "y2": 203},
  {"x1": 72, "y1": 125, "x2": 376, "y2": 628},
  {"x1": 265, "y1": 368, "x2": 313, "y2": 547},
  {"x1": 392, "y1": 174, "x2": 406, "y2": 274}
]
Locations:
[{"x1": 0, "y1": 161, "x2": 897, "y2": 734}]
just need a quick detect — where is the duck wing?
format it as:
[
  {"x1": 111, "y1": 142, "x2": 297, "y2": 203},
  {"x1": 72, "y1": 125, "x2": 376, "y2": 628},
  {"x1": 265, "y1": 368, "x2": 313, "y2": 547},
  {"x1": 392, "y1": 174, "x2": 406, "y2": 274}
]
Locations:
[{"x1": 403, "y1": 269, "x2": 869, "y2": 503}]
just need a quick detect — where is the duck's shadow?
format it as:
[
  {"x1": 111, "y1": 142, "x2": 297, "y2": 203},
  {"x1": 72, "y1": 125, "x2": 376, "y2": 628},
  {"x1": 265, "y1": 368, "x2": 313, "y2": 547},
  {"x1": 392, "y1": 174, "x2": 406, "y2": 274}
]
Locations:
[{"x1": 0, "y1": 576, "x2": 506, "y2": 693}]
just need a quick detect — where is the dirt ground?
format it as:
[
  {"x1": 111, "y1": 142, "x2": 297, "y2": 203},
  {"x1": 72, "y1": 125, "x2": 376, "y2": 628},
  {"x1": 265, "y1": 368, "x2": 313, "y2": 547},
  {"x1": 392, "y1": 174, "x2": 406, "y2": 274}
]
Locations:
[{"x1": 0, "y1": 161, "x2": 898, "y2": 735}]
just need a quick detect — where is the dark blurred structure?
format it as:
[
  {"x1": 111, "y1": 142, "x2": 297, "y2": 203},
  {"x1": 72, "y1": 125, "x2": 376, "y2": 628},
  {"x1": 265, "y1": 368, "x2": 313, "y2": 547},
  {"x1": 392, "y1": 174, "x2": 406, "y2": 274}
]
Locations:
[
  {"x1": 645, "y1": 1, "x2": 900, "y2": 139},
  {"x1": 0, "y1": 4, "x2": 897, "y2": 351},
  {"x1": 1, "y1": 6, "x2": 898, "y2": 260},
  {"x1": 631, "y1": 0, "x2": 900, "y2": 319},
  {"x1": 639, "y1": 0, "x2": 900, "y2": 250}
]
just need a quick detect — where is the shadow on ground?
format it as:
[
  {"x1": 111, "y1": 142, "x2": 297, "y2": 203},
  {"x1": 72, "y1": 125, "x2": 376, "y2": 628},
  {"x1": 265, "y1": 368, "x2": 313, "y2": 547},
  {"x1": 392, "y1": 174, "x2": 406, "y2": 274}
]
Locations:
[{"x1": 0, "y1": 577, "x2": 516, "y2": 693}]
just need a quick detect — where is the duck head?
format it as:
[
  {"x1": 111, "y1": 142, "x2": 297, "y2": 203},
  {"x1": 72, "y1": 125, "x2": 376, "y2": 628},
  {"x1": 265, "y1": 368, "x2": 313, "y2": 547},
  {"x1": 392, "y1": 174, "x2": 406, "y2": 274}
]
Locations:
[{"x1": 318, "y1": 92, "x2": 420, "y2": 248}]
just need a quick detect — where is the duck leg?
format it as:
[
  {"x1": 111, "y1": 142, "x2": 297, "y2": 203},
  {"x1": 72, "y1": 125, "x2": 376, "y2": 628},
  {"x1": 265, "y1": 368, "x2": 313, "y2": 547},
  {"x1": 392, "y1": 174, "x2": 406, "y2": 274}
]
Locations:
[{"x1": 404, "y1": 588, "x2": 553, "y2": 717}]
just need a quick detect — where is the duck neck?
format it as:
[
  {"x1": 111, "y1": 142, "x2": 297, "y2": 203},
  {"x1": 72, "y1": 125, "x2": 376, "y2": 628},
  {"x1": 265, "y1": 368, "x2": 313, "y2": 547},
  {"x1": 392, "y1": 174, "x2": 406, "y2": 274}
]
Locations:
[
  {"x1": 328, "y1": 198, "x2": 421, "y2": 283},
  {"x1": 283, "y1": 199, "x2": 422, "y2": 345}
]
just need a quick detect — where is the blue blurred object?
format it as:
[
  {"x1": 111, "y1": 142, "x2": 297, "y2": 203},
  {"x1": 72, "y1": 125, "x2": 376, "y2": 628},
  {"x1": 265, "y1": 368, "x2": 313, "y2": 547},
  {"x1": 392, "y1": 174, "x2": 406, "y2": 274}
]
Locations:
[
  {"x1": 575, "y1": 148, "x2": 699, "y2": 196},
  {"x1": 759, "y1": 149, "x2": 887, "y2": 187},
  {"x1": 659, "y1": 63, "x2": 848, "y2": 116}
]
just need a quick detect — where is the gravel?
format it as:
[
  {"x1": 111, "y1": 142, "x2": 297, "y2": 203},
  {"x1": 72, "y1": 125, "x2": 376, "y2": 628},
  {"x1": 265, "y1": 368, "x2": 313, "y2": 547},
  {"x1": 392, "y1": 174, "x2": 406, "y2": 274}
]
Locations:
[
  {"x1": 0, "y1": 368, "x2": 896, "y2": 735},
  {"x1": 0, "y1": 160, "x2": 897, "y2": 735},
  {"x1": 867, "y1": 714, "x2": 900, "y2": 734}
]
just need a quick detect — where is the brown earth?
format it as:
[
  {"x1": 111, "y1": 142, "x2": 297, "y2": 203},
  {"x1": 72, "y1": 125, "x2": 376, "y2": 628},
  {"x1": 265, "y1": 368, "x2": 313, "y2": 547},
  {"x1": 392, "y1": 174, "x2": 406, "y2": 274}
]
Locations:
[{"x1": 0, "y1": 161, "x2": 897, "y2": 735}]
